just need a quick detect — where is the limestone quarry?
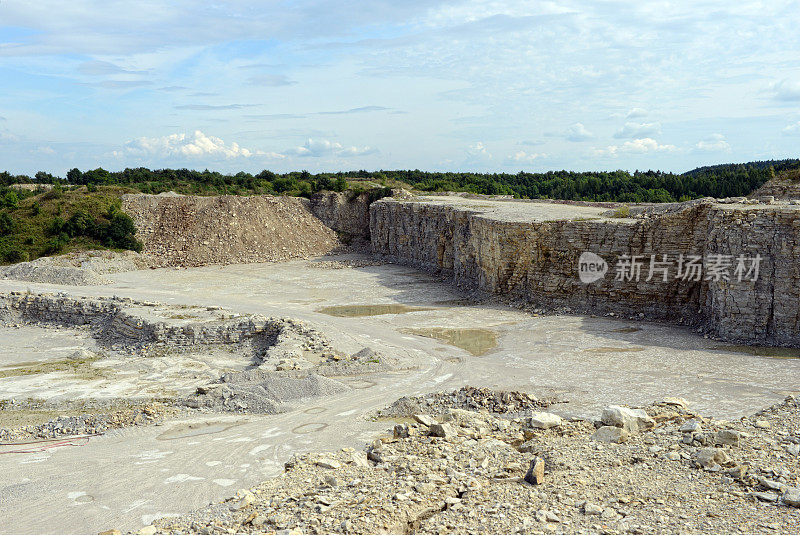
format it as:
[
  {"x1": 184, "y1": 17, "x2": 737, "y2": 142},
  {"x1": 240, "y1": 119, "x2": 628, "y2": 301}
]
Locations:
[{"x1": 1, "y1": 189, "x2": 799, "y2": 535}]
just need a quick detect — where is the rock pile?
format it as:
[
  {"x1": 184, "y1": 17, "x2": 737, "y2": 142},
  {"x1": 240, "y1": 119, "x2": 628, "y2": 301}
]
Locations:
[
  {"x1": 121, "y1": 194, "x2": 343, "y2": 267},
  {"x1": 379, "y1": 386, "x2": 551, "y2": 419},
  {"x1": 0, "y1": 402, "x2": 175, "y2": 442},
  {"x1": 128, "y1": 395, "x2": 800, "y2": 535},
  {"x1": 187, "y1": 372, "x2": 350, "y2": 414}
]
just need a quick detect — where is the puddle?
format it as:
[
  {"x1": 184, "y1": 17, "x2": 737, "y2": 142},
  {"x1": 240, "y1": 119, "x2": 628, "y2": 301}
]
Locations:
[
  {"x1": 157, "y1": 421, "x2": 243, "y2": 441},
  {"x1": 432, "y1": 298, "x2": 475, "y2": 307},
  {"x1": 710, "y1": 345, "x2": 800, "y2": 359},
  {"x1": 316, "y1": 304, "x2": 432, "y2": 317},
  {"x1": 401, "y1": 327, "x2": 498, "y2": 356},
  {"x1": 583, "y1": 346, "x2": 646, "y2": 354},
  {"x1": 0, "y1": 354, "x2": 106, "y2": 380}
]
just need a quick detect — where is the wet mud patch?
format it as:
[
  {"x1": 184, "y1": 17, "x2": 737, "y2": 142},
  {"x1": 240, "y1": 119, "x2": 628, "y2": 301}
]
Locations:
[
  {"x1": 157, "y1": 420, "x2": 245, "y2": 441},
  {"x1": 316, "y1": 304, "x2": 432, "y2": 317},
  {"x1": 0, "y1": 351, "x2": 107, "y2": 381},
  {"x1": 292, "y1": 422, "x2": 327, "y2": 434},
  {"x1": 582, "y1": 346, "x2": 646, "y2": 354},
  {"x1": 710, "y1": 345, "x2": 800, "y2": 359},
  {"x1": 401, "y1": 327, "x2": 498, "y2": 356}
]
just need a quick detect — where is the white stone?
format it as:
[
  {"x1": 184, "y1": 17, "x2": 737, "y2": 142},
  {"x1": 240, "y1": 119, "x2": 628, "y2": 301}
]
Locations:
[
  {"x1": 601, "y1": 405, "x2": 655, "y2": 434},
  {"x1": 591, "y1": 426, "x2": 629, "y2": 444},
  {"x1": 316, "y1": 458, "x2": 342, "y2": 470},
  {"x1": 529, "y1": 412, "x2": 563, "y2": 430}
]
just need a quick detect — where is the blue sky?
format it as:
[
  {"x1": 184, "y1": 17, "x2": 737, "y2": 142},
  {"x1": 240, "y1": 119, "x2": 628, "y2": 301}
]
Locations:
[{"x1": 1, "y1": 0, "x2": 799, "y2": 176}]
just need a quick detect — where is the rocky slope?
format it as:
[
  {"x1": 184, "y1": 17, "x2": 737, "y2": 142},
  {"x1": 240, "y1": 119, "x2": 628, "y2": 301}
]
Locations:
[
  {"x1": 122, "y1": 194, "x2": 342, "y2": 267},
  {"x1": 121, "y1": 392, "x2": 799, "y2": 535}
]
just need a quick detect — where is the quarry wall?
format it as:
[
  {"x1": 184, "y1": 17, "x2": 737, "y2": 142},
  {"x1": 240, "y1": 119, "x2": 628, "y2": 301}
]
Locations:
[
  {"x1": 370, "y1": 198, "x2": 800, "y2": 346},
  {"x1": 118, "y1": 189, "x2": 800, "y2": 346}
]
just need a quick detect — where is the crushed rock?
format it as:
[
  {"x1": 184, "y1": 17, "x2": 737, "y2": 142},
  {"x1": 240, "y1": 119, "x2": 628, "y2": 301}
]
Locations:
[
  {"x1": 132, "y1": 395, "x2": 800, "y2": 535},
  {"x1": 186, "y1": 372, "x2": 350, "y2": 414},
  {"x1": 0, "y1": 401, "x2": 178, "y2": 442},
  {"x1": 0, "y1": 251, "x2": 146, "y2": 286},
  {"x1": 378, "y1": 386, "x2": 552, "y2": 420}
]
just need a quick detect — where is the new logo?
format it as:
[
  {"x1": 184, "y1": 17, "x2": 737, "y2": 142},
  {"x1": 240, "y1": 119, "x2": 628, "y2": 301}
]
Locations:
[{"x1": 578, "y1": 252, "x2": 608, "y2": 283}]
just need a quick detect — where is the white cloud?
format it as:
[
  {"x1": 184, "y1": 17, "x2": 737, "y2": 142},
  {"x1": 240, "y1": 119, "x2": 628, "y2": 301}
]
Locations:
[
  {"x1": 506, "y1": 150, "x2": 546, "y2": 163},
  {"x1": 626, "y1": 107, "x2": 648, "y2": 119},
  {"x1": 31, "y1": 146, "x2": 56, "y2": 155},
  {"x1": 467, "y1": 141, "x2": 490, "y2": 157},
  {"x1": 695, "y1": 133, "x2": 731, "y2": 152},
  {"x1": 77, "y1": 60, "x2": 147, "y2": 76},
  {"x1": 247, "y1": 74, "x2": 296, "y2": 87},
  {"x1": 121, "y1": 130, "x2": 277, "y2": 159},
  {"x1": 0, "y1": 133, "x2": 19, "y2": 143},
  {"x1": 768, "y1": 79, "x2": 800, "y2": 102},
  {"x1": 782, "y1": 121, "x2": 800, "y2": 136},
  {"x1": 287, "y1": 138, "x2": 376, "y2": 158},
  {"x1": 566, "y1": 123, "x2": 594, "y2": 142},
  {"x1": 614, "y1": 121, "x2": 661, "y2": 139},
  {"x1": 596, "y1": 137, "x2": 676, "y2": 156}
]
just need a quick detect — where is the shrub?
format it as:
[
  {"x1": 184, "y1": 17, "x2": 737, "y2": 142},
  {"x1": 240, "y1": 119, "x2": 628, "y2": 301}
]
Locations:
[
  {"x1": 3, "y1": 247, "x2": 25, "y2": 263},
  {"x1": 611, "y1": 205, "x2": 631, "y2": 218},
  {"x1": 0, "y1": 212, "x2": 14, "y2": 235},
  {"x1": 3, "y1": 191, "x2": 19, "y2": 209}
]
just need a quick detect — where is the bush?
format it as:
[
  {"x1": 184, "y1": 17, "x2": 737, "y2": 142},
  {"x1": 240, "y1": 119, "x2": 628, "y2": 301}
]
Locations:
[
  {"x1": 0, "y1": 212, "x2": 14, "y2": 235},
  {"x1": 42, "y1": 233, "x2": 69, "y2": 255},
  {"x1": 65, "y1": 210, "x2": 95, "y2": 237},
  {"x1": 3, "y1": 191, "x2": 19, "y2": 209},
  {"x1": 3, "y1": 247, "x2": 25, "y2": 263}
]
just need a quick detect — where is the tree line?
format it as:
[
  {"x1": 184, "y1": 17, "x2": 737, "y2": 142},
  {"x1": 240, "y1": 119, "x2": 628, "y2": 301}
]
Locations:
[{"x1": 1, "y1": 158, "x2": 799, "y2": 202}]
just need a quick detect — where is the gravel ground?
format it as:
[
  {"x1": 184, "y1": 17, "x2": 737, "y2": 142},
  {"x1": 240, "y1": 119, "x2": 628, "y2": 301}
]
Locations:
[
  {"x1": 0, "y1": 251, "x2": 145, "y2": 285},
  {"x1": 0, "y1": 401, "x2": 178, "y2": 442},
  {"x1": 377, "y1": 386, "x2": 554, "y2": 419},
  {"x1": 127, "y1": 393, "x2": 800, "y2": 535}
]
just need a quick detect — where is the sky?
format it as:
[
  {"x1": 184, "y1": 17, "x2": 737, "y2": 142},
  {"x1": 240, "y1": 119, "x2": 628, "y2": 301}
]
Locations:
[{"x1": 1, "y1": 0, "x2": 799, "y2": 176}]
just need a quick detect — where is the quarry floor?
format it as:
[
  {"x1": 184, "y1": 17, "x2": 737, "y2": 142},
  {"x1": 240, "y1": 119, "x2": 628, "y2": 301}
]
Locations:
[{"x1": 1, "y1": 254, "x2": 799, "y2": 535}]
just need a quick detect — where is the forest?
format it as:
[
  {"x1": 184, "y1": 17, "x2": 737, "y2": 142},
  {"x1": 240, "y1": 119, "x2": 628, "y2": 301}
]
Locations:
[
  {"x1": 0, "y1": 159, "x2": 798, "y2": 264},
  {"x1": 2, "y1": 159, "x2": 798, "y2": 203}
]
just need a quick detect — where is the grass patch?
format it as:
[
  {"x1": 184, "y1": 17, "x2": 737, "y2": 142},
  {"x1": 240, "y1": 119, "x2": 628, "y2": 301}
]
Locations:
[
  {"x1": 0, "y1": 354, "x2": 108, "y2": 380},
  {"x1": 610, "y1": 205, "x2": 631, "y2": 218},
  {"x1": 0, "y1": 185, "x2": 141, "y2": 265}
]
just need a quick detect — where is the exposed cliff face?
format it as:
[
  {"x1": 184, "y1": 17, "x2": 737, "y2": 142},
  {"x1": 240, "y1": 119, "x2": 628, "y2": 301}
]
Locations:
[
  {"x1": 371, "y1": 197, "x2": 800, "y2": 346},
  {"x1": 308, "y1": 191, "x2": 372, "y2": 244}
]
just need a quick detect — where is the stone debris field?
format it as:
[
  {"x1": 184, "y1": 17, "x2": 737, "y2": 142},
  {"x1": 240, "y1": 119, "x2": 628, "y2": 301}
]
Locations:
[{"x1": 0, "y1": 190, "x2": 799, "y2": 535}]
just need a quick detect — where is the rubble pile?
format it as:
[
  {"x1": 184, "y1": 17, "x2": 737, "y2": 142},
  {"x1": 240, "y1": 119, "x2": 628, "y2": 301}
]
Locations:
[{"x1": 133, "y1": 395, "x2": 799, "y2": 534}]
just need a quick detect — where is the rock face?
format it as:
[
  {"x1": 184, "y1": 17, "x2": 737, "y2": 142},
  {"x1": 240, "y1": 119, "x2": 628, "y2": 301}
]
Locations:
[
  {"x1": 0, "y1": 292, "x2": 309, "y2": 351},
  {"x1": 370, "y1": 196, "x2": 800, "y2": 346},
  {"x1": 308, "y1": 191, "x2": 372, "y2": 245}
]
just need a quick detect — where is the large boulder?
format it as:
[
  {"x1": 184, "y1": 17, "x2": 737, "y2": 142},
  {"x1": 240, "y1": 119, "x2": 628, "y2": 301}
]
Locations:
[{"x1": 601, "y1": 405, "x2": 655, "y2": 434}]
